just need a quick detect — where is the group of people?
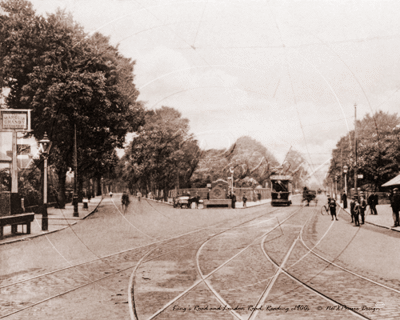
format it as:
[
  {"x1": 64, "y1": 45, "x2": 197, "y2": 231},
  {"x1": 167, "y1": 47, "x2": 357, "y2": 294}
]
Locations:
[
  {"x1": 347, "y1": 191, "x2": 378, "y2": 226},
  {"x1": 349, "y1": 193, "x2": 367, "y2": 226},
  {"x1": 326, "y1": 191, "x2": 378, "y2": 225},
  {"x1": 227, "y1": 191, "x2": 250, "y2": 208}
]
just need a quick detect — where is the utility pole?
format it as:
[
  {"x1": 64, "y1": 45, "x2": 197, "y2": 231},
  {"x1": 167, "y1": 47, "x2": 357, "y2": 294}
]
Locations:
[
  {"x1": 73, "y1": 124, "x2": 79, "y2": 217},
  {"x1": 354, "y1": 103, "x2": 358, "y2": 194}
]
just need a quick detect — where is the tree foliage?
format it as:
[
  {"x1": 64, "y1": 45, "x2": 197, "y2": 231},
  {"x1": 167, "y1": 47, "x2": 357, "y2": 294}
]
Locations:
[
  {"x1": 328, "y1": 111, "x2": 400, "y2": 191},
  {"x1": 192, "y1": 136, "x2": 279, "y2": 188},
  {"x1": 121, "y1": 106, "x2": 200, "y2": 196},
  {"x1": 1, "y1": 0, "x2": 144, "y2": 206}
]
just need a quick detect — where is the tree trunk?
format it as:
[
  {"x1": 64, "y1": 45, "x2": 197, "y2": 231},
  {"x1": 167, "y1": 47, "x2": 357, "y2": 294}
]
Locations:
[
  {"x1": 96, "y1": 175, "x2": 102, "y2": 196},
  {"x1": 57, "y1": 170, "x2": 66, "y2": 209}
]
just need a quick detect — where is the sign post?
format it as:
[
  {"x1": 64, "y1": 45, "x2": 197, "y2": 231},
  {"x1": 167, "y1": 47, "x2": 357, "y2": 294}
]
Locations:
[{"x1": 0, "y1": 109, "x2": 32, "y2": 215}]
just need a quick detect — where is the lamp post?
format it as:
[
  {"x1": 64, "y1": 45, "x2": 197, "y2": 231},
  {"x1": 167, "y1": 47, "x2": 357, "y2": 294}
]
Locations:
[
  {"x1": 343, "y1": 165, "x2": 348, "y2": 195},
  {"x1": 335, "y1": 175, "x2": 338, "y2": 200},
  {"x1": 39, "y1": 132, "x2": 51, "y2": 231}
]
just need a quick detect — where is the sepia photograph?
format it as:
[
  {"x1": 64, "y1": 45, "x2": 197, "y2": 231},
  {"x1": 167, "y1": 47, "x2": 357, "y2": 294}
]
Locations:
[{"x1": 1, "y1": 0, "x2": 400, "y2": 319}]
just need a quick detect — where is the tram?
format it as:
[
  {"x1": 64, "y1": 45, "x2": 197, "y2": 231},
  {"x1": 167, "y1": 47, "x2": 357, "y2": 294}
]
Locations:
[{"x1": 270, "y1": 174, "x2": 292, "y2": 206}]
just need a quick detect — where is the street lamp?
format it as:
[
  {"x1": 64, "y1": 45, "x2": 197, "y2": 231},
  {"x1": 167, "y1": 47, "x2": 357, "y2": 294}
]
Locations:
[
  {"x1": 39, "y1": 132, "x2": 51, "y2": 231},
  {"x1": 343, "y1": 165, "x2": 348, "y2": 195}
]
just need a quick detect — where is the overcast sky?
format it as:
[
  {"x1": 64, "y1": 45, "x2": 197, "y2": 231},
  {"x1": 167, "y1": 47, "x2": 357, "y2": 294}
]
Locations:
[{"x1": 7, "y1": 0, "x2": 400, "y2": 184}]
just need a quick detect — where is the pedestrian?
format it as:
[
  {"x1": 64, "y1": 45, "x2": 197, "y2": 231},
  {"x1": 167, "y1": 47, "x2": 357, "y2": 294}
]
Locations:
[
  {"x1": 353, "y1": 197, "x2": 360, "y2": 226},
  {"x1": 342, "y1": 192, "x2": 347, "y2": 209},
  {"x1": 358, "y1": 193, "x2": 367, "y2": 224},
  {"x1": 109, "y1": 191, "x2": 113, "y2": 198},
  {"x1": 137, "y1": 190, "x2": 142, "y2": 202},
  {"x1": 328, "y1": 196, "x2": 338, "y2": 221},
  {"x1": 242, "y1": 193, "x2": 247, "y2": 208},
  {"x1": 121, "y1": 191, "x2": 130, "y2": 213},
  {"x1": 194, "y1": 192, "x2": 200, "y2": 209},
  {"x1": 368, "y1": 192, "x2": 377, "y2": 215},
  {"x1": 257, "y1": 192, "x2": 261, "y2": 202},
  {"x1": 390, "y1": 188, "x2": 400, "y2": 227},
  {"x1": 350, "y1": 195, "x2": 357, "y2": 224},
  {"x1": 231, "y1": 192, "x2": 236, "y2": 209}
]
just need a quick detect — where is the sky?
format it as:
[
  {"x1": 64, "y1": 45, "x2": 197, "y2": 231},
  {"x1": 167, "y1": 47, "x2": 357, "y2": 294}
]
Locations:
[{"x1": 5, "y1": 0, "x2": 400, "y2": 186}]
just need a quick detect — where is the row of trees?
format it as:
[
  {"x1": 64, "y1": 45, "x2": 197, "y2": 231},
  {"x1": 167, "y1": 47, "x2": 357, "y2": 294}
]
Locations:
[
  {"x1": 1, "y1": 0, "x2": 144, "y2": 207},
  {"x1": 1, "y1": 0, "x2": 312, "y2": 204},
  {"x1": 120, "y1": 107, "x2": 200, "y2": 198},
  {"x1": 119, "y1": 117, "x2": 310, "y2": 196},
  {"x1": 326, "y1": 111, "x2": 400, "y2": 192}
]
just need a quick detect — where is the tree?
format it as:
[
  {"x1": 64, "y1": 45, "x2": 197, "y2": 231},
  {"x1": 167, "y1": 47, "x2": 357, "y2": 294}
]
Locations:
[
  {"x1": 192, "y1": 136, "x2": 279, "y2": 188},
  {"x1": 1, "y1": 1, "x2": 144, "y2": 206},
  {"x1": 122, "y1": 106, "x2": 200, "y2": 198},
  {"x1": 328, "y1": 111, "x2": 400, "y2": 192}
]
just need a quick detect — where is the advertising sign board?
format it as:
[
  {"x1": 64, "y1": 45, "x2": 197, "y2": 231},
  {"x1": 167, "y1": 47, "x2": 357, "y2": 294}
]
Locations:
[{"x1": 0, "y1": 109, "x2": 31, "y2": 131}]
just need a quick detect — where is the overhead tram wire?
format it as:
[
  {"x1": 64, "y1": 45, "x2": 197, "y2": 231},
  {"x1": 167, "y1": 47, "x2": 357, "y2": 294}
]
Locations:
[{"x1": 265, "y1": 3, "x2": 316, "y2": 174}]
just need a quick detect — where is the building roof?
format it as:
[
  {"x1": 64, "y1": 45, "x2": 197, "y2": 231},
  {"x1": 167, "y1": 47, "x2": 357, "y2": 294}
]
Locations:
[{"x1": 382, "y1": 174, "x2": 400, "y2": 187}]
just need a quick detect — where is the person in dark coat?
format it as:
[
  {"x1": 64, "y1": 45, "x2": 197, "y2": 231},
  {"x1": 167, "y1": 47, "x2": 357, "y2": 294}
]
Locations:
[
  {"x1": 342, "y1": 192, "x2": 347, "y2": 209},
  {"x1": 121, "y1": 191, "x2": 130, "y2": 213},
  {"x1": 358, "y1": 193, "x2": 367, "y2": 224},
  {"x1": 242, "y1": 193, "x2": 247, "y2": 208},
  {"x1": 350, "y1": 195, "x2": 357, "y2": 224},
  {"x1": 231, "y1": 192, "x2": 236, "y2": 208},
  {"x1": 328, "y1": 197, "x2": 338, "y2": 221},
  {"x1": 390, "y1": 188, "x2": 400, "y2": 227},
  {"x1": 368, "y1": 193, "x2": 377, "y2": 215}
]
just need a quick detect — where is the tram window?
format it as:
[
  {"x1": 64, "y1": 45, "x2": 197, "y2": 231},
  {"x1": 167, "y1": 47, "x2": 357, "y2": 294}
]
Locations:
[{"x1": 272, "y1": 181, "x2": 288, "y2": 192}]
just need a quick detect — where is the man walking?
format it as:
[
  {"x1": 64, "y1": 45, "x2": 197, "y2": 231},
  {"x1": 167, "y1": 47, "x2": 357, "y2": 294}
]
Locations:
[
  {"x1": 359, "y1": 193, "x2": 367, "y2": 224},
  {"x1": 231, "y1": 192, "x2": 236, "y2": 209},
  {"x1": 242, "y1": 193, "x2": 247, "y2": 208},
  {"x1": 328, "y1": 196, "x2": 338, "y2": 221},
  {"x1": 121, "y1": 191, "x2": 130, "y2": 213},
  {"x1": 390, "y1": 188, "x2": 400, "y2": 227},
  {"x1": 368, "y1": 192, "x2": 377, "y2": 215},
  {"x1": 342, "y1": 192, "x2": 347, "y2": 209},
  {"x1": 350, "y1": 195, "x2": 357, "y2": 224}
]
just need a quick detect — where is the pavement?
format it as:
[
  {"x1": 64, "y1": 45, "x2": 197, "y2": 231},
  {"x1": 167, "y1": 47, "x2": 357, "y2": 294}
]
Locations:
[
  {"x1": 0, "y1": 196, "x2": 103, "y2": 245},
  {"x1": 339, "y1": 200, "x2": 400, "y2": 232}
]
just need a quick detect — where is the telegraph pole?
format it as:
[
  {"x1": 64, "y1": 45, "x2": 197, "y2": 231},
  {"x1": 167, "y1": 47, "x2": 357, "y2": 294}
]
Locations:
[
  {"x1": 354, "y1": 103, "x2": 358, "y2": 193},
  {"x1": 73, "y1": 124, "x2": 79, "y2": 217}
]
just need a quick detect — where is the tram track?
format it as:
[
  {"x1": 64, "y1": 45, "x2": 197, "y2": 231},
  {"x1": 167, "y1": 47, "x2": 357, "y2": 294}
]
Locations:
[
  {"x1": 257, "y1": 203, "x2": 400, "y2": 320},
  {"x1": 0, "y1": 205, "x2": 283, "y2": 319},
  {"x1": 259, "y1": 206, "x2": 370, "y2": 320},
  {"x1": 142, "y1": 206, "x2": 304, "y2": 320}
]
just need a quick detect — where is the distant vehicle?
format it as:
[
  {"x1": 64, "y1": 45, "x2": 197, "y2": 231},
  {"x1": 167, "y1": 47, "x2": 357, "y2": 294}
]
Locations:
[
  {"x1": 303, "y1": 187, "x2": 317, "y2": 206},
  {"x1": 270, "y1": 175, "x2": 292, "y2": 206},
  {"x1": 173, "y1": 193, "x2": 190, "y2": 209}
]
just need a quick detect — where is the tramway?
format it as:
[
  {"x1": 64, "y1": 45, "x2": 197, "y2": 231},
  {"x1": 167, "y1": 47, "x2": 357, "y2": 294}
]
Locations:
[
  {"x1": 0, "y1": 203, "x2": 282, "y2": 319},
  {"x1": 139, "y1": 206, "x2": 306, "y2": 320}
]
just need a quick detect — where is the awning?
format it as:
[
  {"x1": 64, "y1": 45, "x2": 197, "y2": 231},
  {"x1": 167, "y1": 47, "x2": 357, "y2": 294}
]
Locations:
[{"x1": 382, "y1": 174, "x2": 400, "y2": 187}]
